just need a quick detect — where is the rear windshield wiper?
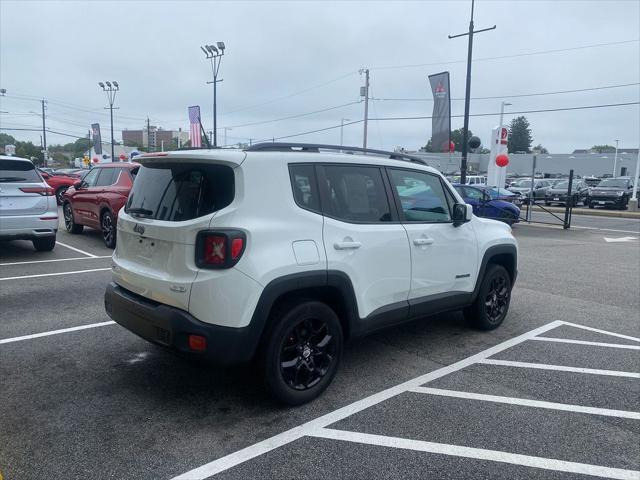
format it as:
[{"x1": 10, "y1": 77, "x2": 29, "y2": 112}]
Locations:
[
  {"x1": 127, "y1": 207, "x2": 154, "y2": 217},
  {"x1": 0, "y1": 176, "x2": 28, "y2": 182}
]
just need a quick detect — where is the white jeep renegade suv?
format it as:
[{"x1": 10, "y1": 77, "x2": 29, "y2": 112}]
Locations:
[{"x1": 105, "y1": 143, "x2": 517, "y2": 405}]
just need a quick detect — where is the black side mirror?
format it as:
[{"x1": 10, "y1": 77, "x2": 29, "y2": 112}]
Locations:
[
  {"x1": 452, "y1": 203, "x2": 472, "y2": 226},
  {"x1": 73, "y1": 181, "x2": 83, "y2": 189}
]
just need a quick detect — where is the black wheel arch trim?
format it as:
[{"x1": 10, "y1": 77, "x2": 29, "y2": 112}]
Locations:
[{"x1": 471, "y1": 244, "x2": 517, "y2": 302}]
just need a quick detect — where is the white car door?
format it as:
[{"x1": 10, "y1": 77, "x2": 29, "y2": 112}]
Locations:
[
  {"x1": 386, "y1": 168, "x2": 479, "y2": 316},
  {"x1": 318, "y1": 164, "x2": 411, "y2": 320}
]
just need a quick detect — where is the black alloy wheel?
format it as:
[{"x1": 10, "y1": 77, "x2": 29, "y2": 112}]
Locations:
[
  {"x1": 279, "y1": 317, "x2": 336, "y2": 391},
  {"x1": 484, "y1": 275, "x2": 510, "y2": 325},
  {"x1": 101, "y1": 210, "x2": 116, "y2": 248},
  {"x1": 63, "y1": 203, "x2": 83, "y2": 234},
  {"x1": 262, "y1": 300, "x2": 343, "y2": 405},
  {"x1": 464, "y1": 264, "x2": 512, "y2": 331}
]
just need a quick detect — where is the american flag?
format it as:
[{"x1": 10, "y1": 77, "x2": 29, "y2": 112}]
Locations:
[{"x1": 188, "y1": 105, "x2": 202, "y2": 148}]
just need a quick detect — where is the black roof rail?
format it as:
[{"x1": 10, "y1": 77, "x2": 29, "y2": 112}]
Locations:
[{"x1": 245, "y1": 142, "x2": 426, "y2": 165}]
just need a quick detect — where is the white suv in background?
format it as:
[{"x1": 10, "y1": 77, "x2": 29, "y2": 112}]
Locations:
[
  {"x1": 0, "y1": 155, "x2": 58, "y2": 251},
  {"x1": 105, "y1": 143, "x2": 517, "y2": 405}
]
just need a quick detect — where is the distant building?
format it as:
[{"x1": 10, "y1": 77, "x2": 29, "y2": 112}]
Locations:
[{"x1": 122, "y1": 126, "x2": 189, "y2": 151}]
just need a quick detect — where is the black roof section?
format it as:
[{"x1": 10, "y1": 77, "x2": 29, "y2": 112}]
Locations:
[{"x1": 245, "y1": 142, "x2": 426, "y2": 165}]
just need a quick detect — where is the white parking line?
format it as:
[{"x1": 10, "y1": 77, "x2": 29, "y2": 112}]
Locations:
[
  {"x1": 0, "y1": 256, "x2": 111, "y2": 267},
  {"x1": 310, "y1": 429, "x2": 640, "y2": 480},
  {"x1": 560, "y1": 322, "x2": 640, "y2": 343},
  {"x1": 478, "y1": 359, "x2": 640, "y2": 378},
  {"x1": 532, "y1": 337, "x2": 640, "y2": 350},
  {"x1": 55, "y1": 241, "x2": 98, "y2": 258},
  {"x1": 0, "y1": 267, "x2": 111, "y2": 281},
  {"x1": 409, "y1": 386, "x2": 640, "y2": 419},
  {"x1": 171, "y1": 320, "x2": 565, "y2": 480},
  {"x1": 0, "y1": 321, "x2": 116, "y2": 345}
]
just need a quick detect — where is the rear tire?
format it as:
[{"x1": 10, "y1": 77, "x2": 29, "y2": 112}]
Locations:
[
  {"x1": 260, "y1": 300, "x2": 343, "y2": 405},
  {"x1": 101, "y1": 210, "x2": 116, "y2": 249},
  {"x1": 63, "y1": 202, "x2": 83, "y2": 234},
  {"x1": 32, "y1": 235, "x2": 56, "y2": 252},
  {"x1": 464, "y1": 264, "x2": 512, "y2": 331}
]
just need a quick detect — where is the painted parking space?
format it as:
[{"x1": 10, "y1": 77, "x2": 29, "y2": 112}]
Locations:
[{"x1": 176, "y1": 321, "x2": 640, "y2": 480}]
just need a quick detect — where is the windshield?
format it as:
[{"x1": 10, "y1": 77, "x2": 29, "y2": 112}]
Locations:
[
  {"x1": 552, "y1": 180, "x2": 579, "y2": 189},
  {"x1": 0, "y1": 159, "x2": 41, "y2": 183},
  {"x1": 125, "y1": 162, "x2": 234, "y2": 221},
  {"x1": 597, "y1": 179, "x2": 629, "y2": 188}
]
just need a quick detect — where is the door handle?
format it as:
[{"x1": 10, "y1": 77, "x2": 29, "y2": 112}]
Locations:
[
  {"x1": 334, "y1": 241, "x2": 362, "y2": 250},
  {"x1": 413, "y1": 237, "x2": 434, "y2": 246}
]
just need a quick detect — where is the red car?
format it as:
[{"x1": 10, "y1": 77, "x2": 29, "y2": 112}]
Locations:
[
  {"x1": 38, "y1": 169, "x2": 79, "y2": 205},
  {"x1": 62, "y1": 163, "x2": 139, "y2": 248}
]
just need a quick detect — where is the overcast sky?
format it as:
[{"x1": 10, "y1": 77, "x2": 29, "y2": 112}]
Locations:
[{"x1": 1, "y1": 0, "x2": 639, "y2": 153}]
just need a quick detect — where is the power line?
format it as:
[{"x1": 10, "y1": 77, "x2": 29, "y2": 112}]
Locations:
[
  {"x1": 375, "y1": 82, "x2": 640, "y2": 102},
  {"x1": 253, "y1": 101, "x2": 639, "y2": 143},
  {"x1": 227, "y1": 101, "x2": 361, "y2": 129},
  {"x1": 221, "y1": 70, "x2": 359, "y2": 116},
  {"x1": 371, "y1": 39, "x2": 640, "y2": 71}
]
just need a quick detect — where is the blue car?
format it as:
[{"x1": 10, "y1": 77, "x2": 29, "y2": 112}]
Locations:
[{"x1": 453, "y1": 184, "x2": 520, "y2": 225}]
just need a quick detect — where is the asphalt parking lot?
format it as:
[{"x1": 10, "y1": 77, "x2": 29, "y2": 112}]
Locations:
[{"x1": 1, "y1": 210, "x2": 638, "y2": 480}]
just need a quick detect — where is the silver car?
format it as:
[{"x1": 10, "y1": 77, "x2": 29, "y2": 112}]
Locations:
[
  {"x1": 0, "y1": 155, "x2": 58, "y2": 251},
  {"x1": 508, "y1": 179, "x2": 552, "y2": 204}
]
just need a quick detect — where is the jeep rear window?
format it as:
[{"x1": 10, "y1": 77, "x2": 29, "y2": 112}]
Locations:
[
  {"x1": 0, "y1": 159, "x2": 40, "y2": 183},
  {"x1": 125, "y1": 163, "x2": 234, "y2": 221}
]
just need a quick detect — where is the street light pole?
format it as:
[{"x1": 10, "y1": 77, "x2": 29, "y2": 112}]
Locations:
[
  {"x1": 612, "y1": 139, "x2": 619, "y2": 177},
  {"x1": 201, "y1": 42, "x2": 226, "y2": 148},
  {"x1": 340, "y1": 118, "x2": 350, "y2": 146},
  {"x1": 99, "y1": 81, "x2": 119, "y2": 161},
  {"x1": 449, "y1": 0, "x2": 496, "y2": 184},
  {"x1": 499, "y1": 101, "x2": 512, "y2": 127}
]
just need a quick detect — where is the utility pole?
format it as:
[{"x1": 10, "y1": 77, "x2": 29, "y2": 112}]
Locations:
[
  {"x1": 449, "y1": 0, "x2": 496, "y2": 184},
  {"x1": 41, "y1": 99, "x2": 47, "y2": 166},
  {"x1": 340, "y1": 118, "x2": 350, "y2": 146},
  {"x1": 99, "y1": 81, "x2": 119, "y2": 161},
  {"x1": 612, "y1": 139, "x2": 620, "y2": 177},
  {"x1": 360, "y1": 69, "x2": 370, "y2": 150},
  {"x1": 201, "y1": 42, "x2": 226, "y2": 147}
]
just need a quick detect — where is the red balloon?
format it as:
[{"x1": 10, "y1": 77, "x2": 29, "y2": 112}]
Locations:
[
  {"x1": 495, "y1": 154, "x2": 509, "y2": 167},
  {"x1": 119, "y1": 153, "x2": 127, "y2": 161},
  {"x1": 92, "y1": 157, "x2": 99, "y2": 163},
  {"x1": 449, "y1": 141, "x2": 455, "y2": 152}
]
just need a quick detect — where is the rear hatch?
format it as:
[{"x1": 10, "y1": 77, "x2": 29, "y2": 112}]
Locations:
[
  {"x1": 0, "y1": 158, "x2": 50, "y2": 216},
  {"x1": 112, "y1": 154, "x2": 238, "y2": 311}
]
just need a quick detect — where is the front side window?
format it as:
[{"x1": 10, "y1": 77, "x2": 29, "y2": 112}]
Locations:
[
  {"x1": 389, "y1": 169, "x2": 452, "y2": 223},
  {"x1": 81, "y1": 168, "x2": 100, "y2": 187},
  {"x1": 319, "y1": 165, "x2": 391, "y2": 223},
  {"x1": 289, "y1": 164, "x2": 320, "y2": 213}
]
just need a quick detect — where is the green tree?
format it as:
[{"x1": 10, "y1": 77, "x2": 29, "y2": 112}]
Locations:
[
  {"x1": 15, "y1": 141, "x2": 43, "y2": 165},
  {"x1": 0, "y1": 133, "x2": 17, "y2": 149},
  {"x1": 591, "y1": 144, "x2": 616, "y2": 153},
  {"x1": 508, "y1": 116, "x2": 533, "y2": 153},
  {"x1": 533, "y1": 144, "x2": 549, "y2": 154}
]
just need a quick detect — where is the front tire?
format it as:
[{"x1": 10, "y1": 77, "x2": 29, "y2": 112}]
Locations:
[
  {"x1": 101, "y1": 210, "x2": 116, "y2": 249},
  {"x1": 261, "y1": 300, "x2": 343, "y2": 405},
  {"x1": 33, "y1": 235, "x2": 56, "y2": 252},
  {"x1": 464, "y1": 264, "x2": 512, "y2": 331},
  {"x1": 63, "y1": 202, "x2": 83, "y2": 234}
]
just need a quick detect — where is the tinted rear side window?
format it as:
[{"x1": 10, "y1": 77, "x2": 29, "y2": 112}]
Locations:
[
  {"x1": 0, "y1": 159, "x2": 40, "y2": 183},
  {"x1": 289, "y1": 164, "x2": 320, "y2": 213},
  {"x1": 125, "y1": 163, "x2": 234, "y2": 221}
]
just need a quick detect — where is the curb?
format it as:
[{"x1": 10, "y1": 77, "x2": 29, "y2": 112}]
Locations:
[{"x1": 529, "y1": 206, "x2": 640, "y2": 219}]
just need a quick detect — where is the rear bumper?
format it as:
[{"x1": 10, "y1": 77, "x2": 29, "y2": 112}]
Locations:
[
  {"x1": 0, "y1": 216, "x2": 58, "y2": 241},
  {"x1": 104, "y1": 282, "x2": 260, "y2": 365}
]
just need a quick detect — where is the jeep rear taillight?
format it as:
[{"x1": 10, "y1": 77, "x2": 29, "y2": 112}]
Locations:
[
  {"x1": 20, "y1": 186, "x2": 54, "y2": 196},
  {"x1": 196, "y1": 230, "x2": 246, "y2": 269}
]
